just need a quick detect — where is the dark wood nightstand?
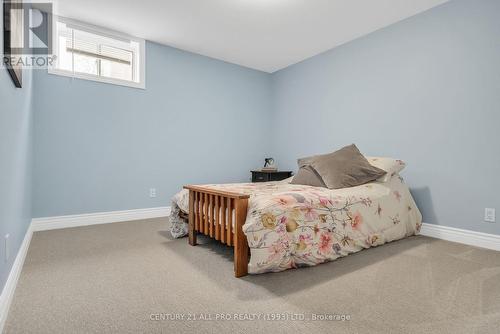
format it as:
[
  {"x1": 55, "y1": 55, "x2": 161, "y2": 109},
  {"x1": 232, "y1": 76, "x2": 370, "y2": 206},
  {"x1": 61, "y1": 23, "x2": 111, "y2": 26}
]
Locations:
[{"x1": 251, "y1": 170, "x2": 293, "y2": 183}]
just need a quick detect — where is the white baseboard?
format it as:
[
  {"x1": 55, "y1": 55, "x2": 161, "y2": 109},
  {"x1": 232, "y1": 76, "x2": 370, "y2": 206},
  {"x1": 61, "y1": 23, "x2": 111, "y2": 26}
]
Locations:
[
  {"x1": 420, "y1": 223, "x2": 500, "y2": 251},
  {"x1": 31, "y1": 206, "x2": 171, "y2": 232},
  {"x1": 0, "y1": 224, "x2": 33, "y2": 334}
]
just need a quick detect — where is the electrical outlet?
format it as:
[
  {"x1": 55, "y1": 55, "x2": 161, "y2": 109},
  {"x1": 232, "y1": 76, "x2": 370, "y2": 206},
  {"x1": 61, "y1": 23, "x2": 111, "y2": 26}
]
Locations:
[
  {"x1": 149, "y1": 188, "x2": 157, "y2": 198},
  {"x1": 484, "y1": 208, "x2": 496, "y2": 223},
  {"x1": 4, "y1": 234, "x2": 10, "y2": 262}
]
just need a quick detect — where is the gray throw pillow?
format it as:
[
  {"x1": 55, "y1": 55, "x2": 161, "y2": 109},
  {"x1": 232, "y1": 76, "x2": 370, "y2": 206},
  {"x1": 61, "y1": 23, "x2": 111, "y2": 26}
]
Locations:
[
  {"x1": 290, "y1": 165, "x2": 327, "y2": 188},
  {"x1": 298, "y1": 154, "x2": 323, "y2": 168},
  {"x1": 300, "y1": 144, "x2": 386, "y2": 189}
]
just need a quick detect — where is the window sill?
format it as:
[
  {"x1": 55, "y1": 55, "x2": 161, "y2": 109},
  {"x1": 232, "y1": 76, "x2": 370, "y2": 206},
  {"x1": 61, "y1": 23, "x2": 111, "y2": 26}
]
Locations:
[{"x1": 47, "y1": 68, "x2": 146, "y2": 90}]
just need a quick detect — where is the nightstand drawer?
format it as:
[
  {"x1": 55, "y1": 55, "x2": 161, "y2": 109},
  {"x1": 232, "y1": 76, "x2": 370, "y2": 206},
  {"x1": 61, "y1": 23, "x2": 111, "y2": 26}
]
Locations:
[
  {"x1": 269, "y1": 172, "x2": 292, "y2": 181},
  {"x1": 251, "y1": 171, "x2": 292, "y2": 183},
  {"x1": 252, "y1": 172, "x2": 269, "y2": 182}
]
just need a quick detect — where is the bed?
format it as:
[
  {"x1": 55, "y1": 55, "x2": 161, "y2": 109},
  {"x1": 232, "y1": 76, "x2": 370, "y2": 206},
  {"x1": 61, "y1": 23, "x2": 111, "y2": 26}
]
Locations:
[{"x1": 170, "y1": 171, "x2": 422, "y2": 277}]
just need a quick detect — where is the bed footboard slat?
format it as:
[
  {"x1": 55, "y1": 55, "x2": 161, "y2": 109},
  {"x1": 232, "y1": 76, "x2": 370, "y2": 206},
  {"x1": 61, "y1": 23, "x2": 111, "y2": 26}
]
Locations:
[
  {"x1": 198, "y1": 192, "x2": 203, "y2": 233},
  {"x1": 193, "y1": 192, "x2": 198, "y2": 232},
  {"x1": 214, "y1": 195, "x2": 220, "y2": 240},
  {"x1": 227, "y1": 198, "x2": 233, "y2": 246},
  {"x1": 204, "y1": 193, "x2": 209, "y2": 234},
  {"x1": 220, "y1": 196, "x2": 226, "y2": 244},
  {"x1": 198, "y1": 192, "x2": 202, "y2": 234},
  {"x1": 208, "y1": 194, "x2": 213, "y2": 237}
]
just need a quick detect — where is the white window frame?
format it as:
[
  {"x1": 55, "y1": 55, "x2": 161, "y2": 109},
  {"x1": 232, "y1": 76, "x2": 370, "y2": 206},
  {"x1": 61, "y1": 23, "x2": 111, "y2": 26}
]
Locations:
[{"x1": 48, "y1": 16, "x2": 146, "y2": 89}]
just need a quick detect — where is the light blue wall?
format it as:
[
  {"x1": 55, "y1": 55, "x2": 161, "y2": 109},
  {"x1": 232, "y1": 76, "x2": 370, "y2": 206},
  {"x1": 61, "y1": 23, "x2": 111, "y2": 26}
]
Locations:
[
  {"x1": 33, "y1": 42, "x2": 272, "y2": 217},
  {"x1": 0, "y1": 63, "x2": 33, "y2": 290},
  {"x1": 271, "y1": 0, "x2": 500, "y2": 234},
  {"x1": 31, "y1": 0, "x2": 500, "y2": 237}
]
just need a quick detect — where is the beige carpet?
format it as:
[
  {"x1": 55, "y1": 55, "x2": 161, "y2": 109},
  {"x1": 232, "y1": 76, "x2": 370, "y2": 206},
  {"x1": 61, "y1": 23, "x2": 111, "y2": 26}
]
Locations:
[{"x1": 4, "y1": 218, "x2": 500, "y2": 334}]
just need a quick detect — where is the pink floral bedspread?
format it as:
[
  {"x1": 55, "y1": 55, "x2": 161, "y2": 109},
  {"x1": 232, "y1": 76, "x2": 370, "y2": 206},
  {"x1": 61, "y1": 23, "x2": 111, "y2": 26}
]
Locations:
[{"x1": 171, "y1": 176, "x2": 422, "y2": 274}]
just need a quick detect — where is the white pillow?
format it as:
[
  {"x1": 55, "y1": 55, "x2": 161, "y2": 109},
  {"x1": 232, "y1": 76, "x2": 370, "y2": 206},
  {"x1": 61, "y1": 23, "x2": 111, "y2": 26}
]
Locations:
[{"x1": 365, "y1": 156, "x2": 406, "y2": 182}]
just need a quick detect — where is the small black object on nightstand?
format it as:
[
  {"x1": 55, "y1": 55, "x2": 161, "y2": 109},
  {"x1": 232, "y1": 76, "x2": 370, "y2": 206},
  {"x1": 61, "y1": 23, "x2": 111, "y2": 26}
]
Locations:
[{"x1": 251, "y1": 170, "x2": 293, "y2": 183}]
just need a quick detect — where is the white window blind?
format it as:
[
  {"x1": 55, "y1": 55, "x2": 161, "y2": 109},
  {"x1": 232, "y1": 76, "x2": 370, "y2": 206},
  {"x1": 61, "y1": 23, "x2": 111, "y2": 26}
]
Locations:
[{"x1": 50, "y1": 18, "x2": 145, "y2": 89}]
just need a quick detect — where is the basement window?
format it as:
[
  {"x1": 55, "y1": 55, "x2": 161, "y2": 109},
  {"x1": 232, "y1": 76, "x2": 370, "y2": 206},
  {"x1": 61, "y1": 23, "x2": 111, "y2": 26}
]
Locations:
[{"x1": 49, "y1": 17, "x2": 145, "y2": 89}]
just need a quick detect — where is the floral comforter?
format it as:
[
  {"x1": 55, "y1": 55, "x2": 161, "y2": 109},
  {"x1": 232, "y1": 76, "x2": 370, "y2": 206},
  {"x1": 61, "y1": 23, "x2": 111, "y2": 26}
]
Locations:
[{"x1": 170, "y1": 175, "x2": 422, "y2": 274}]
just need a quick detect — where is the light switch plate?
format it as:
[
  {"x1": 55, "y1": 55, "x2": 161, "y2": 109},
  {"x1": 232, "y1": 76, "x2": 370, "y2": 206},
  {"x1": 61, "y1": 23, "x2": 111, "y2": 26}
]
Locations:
[{"x1": 484, "y1": 208, "x2": 496, "y2": 223}]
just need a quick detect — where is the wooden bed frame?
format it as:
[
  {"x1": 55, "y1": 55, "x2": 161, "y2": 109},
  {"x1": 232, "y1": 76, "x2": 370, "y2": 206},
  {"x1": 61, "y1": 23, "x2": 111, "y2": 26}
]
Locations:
[{"x1": 183, "y1": 185, "x2": 250, "y2": 277}]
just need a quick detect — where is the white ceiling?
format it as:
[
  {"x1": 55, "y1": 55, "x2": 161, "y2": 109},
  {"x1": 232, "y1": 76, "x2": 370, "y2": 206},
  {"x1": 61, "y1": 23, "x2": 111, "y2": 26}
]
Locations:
[{"x1": 52, "y1": 0, "x2": 449, "y2": 73}]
